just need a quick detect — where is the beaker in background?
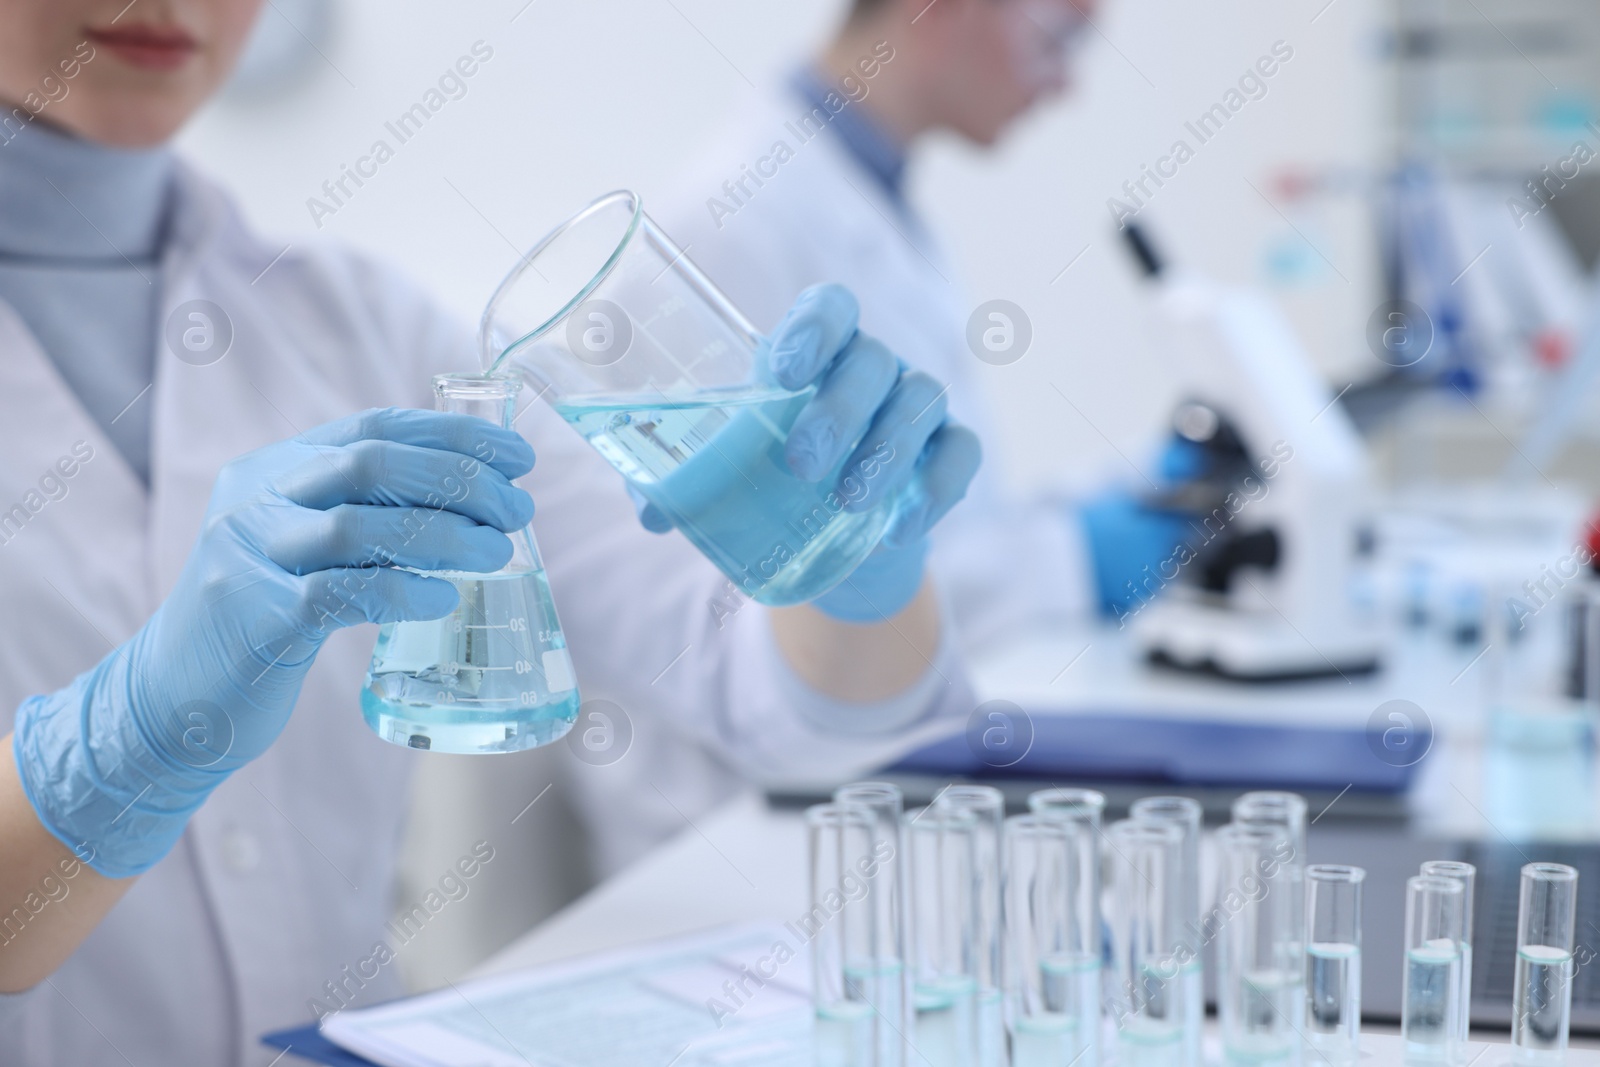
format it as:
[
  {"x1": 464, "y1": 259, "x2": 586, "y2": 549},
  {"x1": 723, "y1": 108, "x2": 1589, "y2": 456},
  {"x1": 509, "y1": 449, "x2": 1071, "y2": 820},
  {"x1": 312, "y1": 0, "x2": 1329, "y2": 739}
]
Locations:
[
  {"x1": 361, "y1": 373, "x2": 579, "y2": 754},
  {"x1": 1483, "y1": 705, "x2": 1596, "y2": 840},
  {"x1": 483, "y1": 190, "x2": 909, "y2": 607}
]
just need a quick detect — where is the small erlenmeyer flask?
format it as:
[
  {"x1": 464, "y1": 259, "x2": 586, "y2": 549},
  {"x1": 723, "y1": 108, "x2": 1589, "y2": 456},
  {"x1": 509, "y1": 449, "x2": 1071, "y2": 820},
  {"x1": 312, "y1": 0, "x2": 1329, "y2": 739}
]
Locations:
[{"x1": 360, "y1": 373, "x2": 580, "y2": 754}]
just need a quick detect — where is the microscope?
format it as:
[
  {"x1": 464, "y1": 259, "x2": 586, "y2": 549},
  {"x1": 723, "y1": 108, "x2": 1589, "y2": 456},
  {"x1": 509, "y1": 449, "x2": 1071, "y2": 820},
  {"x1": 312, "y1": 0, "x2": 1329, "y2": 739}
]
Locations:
[{"x1": 1120, "y1": 223, "x2": 1382, "y2": 681}]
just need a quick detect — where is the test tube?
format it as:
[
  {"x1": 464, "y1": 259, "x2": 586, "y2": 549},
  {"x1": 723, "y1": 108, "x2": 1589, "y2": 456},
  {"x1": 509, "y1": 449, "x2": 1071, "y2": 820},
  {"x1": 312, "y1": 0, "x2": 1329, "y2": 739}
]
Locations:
[
  {"x1": 1130, "y1": 797, "x2": 1204, "y2": 1067},
  {"x1": 1106, "y1": 819, "x2": 1188, "y2": 1067},
  {"x1": 1028, "y1": 788, "x2": 1106, "y2": 1067},
  {"x1": 836, "y1": 783, "x2": 911, "y2": 1067},
  {"x1": 1304, "y1": 865, "x2": 1365, "y2": 1065},
  {"x1": 935, "y1": 786, "x2": 1005, "y2": 1067},
  {"x1": 1419, "y1": 860, "x2": 1476, "y2": 1052},
  {"x1": 1231, "y1": 793, "x2": 1309, "y2": 1037},
  {"x1": 1402, "y1": 875, "x2": 1466, "y2": 1064},
  {"x1": 1511, "y1": 863, "x2": 1579, "y2": 1066},
  {"x1": 808, "y1": 802, "x2": 883, "y2": 1067},
  {"x1": 1003, "y1": 814, "x2": 1095, "y2": 1067},
  {"x1": 1230, "y1": 792, "x2": 1308, "y2": 867},
  {"x1": 1215, "y1": 823, "x2": 1301, "y2": 1067},
  {"x1": 908, "y1": 805, "x2": 980, "y2": 1067}
]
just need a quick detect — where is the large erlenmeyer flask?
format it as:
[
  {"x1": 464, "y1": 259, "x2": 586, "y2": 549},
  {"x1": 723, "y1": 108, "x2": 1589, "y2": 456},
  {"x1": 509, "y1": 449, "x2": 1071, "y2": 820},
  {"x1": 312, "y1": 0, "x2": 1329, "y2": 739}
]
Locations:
[{"x1": 360, "y1": 373, "x2": 579, "y2": 754}]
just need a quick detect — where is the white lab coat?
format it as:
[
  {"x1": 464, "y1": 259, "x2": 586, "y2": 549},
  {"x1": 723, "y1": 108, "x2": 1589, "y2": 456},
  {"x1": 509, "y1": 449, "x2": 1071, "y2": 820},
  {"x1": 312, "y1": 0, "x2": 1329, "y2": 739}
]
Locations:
[
  {"x1": 0, "y1": 163, "x2": 970, "y2": 1066},
  {"x1": 654, "y1": 88, "x2": 1092, "y2": 652}
]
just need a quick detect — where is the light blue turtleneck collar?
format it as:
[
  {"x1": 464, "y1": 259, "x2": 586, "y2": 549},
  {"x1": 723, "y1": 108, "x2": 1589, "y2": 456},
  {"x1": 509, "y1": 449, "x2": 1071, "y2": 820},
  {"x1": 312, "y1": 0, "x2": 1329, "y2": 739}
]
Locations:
[
  {"x1": 0, "y1": 118, "x2": 172, "y2": 259},
  {"x1": 0, "y1": 119, "x2": 175, "y2": 485}
]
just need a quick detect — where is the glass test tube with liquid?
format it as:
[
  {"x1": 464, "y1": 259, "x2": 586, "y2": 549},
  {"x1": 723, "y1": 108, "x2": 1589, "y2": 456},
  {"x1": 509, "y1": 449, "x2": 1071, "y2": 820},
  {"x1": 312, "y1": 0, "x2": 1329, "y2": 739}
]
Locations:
[
  {"x1": 1305, "y1": 865, "x2": 1364, "y2": 1065},
  {"x1": 808, "y1": 802, "x2": 882, "y2": 1067},
  {"x1": 835, "y1": 782, "x2": 912, "y2": 1067},
  {"x1": 1028, "y1": 788, "x2": 1107, "y2": 1067},
  {"x1": 1130, "y1": 796, "x2": 1204, "y2": 1067},
  {"x1": 1231, "y1": 793, "x2": 1309, "y2": 1044},
  {"x1": 1402, "y1": 875, "x2": 1466, "y2": 1063},
  {"x1": 1106, "y1": 819, "x2": 1188, "y2": 1067},
  {"x1": 1512, "y1": 863, "x2": 1578, "y2": 1066},
  {"x1": 1420, "y1": 860, "x2": 1475, "y2": 1056},
  {"x1": 908, "y1": 804, "x2": 980, "y2": 1067},
  {"x1": 1004, "y1": 814, "x2": 1095, "y2": 1067},
  {"x1": 935, "y1": 785, "x2": 1005, "y2": 1067},
  {"x1": 1216, "y1": 823, "x2": 1301, "y2": 1067}
]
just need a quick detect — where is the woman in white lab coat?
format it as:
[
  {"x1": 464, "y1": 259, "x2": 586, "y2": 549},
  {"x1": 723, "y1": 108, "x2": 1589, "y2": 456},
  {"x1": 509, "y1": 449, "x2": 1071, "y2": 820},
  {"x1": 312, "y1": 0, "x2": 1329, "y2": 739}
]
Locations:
[{"x1": 0, "y1": 3, "x2": 979, "y2": 1063}]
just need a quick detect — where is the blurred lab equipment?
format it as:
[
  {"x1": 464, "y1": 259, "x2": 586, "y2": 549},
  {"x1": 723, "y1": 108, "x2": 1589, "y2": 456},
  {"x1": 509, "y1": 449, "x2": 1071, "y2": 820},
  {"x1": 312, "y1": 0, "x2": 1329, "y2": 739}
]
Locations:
[
  {"x1": 1305, "y1": 865, "x2": 1366, "y2": 1065},
  {"x1": 1402, "y1": 875, "x2": 1467, "y2": 1063},
  {"x1": 1118, "y1": 223, "x2": 1381, "y2": 681},
  {"x1": 482, "y1": 191, "x2": 911, "y2": 607},
  {"x1": 1513, "y1": 863, "x2": 1580, "y2": 1065},
  {"x1": 361, "y1": 373, "x2": 578, "y2": 754}
]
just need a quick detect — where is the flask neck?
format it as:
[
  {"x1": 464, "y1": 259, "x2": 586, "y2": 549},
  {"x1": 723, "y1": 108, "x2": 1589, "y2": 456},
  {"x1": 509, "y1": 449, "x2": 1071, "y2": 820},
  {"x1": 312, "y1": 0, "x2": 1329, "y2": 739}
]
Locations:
[
  {"x1": 433, "y1": 373, "x2": 540, "y2": 573},
  {"x1": 434, "y1": 373, "x2": 520, "y2": 428}
]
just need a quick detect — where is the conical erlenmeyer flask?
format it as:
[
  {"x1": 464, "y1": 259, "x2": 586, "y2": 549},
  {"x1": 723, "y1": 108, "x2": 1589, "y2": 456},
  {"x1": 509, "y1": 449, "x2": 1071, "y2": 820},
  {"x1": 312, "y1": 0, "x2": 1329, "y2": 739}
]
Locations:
[{"x1": 360, "y1": 373, "x2": 579, "y2": 754}]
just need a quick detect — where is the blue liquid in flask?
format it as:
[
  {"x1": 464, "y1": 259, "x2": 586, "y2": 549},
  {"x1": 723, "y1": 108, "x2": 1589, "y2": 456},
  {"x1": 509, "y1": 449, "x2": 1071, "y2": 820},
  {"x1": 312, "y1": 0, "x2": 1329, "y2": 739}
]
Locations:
[
  {"x1": 555, "y1": 385, "x2": 903, "y2": 606},
  {"x1": 362, "y1": 374, "x2": 580, "y2": 754}
]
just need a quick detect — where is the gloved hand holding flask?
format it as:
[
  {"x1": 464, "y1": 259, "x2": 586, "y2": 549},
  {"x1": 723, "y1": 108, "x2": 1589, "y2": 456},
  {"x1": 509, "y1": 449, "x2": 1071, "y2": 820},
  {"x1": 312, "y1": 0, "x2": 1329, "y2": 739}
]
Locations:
[{"x1": 13, "y1": 410, "x2": 535, "y2": 877}]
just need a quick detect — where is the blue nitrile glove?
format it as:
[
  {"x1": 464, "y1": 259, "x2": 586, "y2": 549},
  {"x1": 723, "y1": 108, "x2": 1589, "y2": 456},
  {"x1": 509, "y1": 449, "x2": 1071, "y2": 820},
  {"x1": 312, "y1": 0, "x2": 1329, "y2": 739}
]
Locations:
[
  {"x1": 1079, "y1": 491, "x2": 1195, "y2": 619},
  {"x1": 12, "y1": 409, "x2": 535, "y2": 878},
  {"x1": 629, "y1": 285, "x2": 982, "y2": 623}
]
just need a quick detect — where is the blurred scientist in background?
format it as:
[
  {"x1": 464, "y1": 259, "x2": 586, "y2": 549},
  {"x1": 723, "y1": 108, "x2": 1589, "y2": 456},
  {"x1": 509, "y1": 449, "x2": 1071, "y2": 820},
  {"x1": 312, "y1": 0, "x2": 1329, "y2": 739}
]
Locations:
[{"x1": 658, "y1": 0, "x2": 1186, "y2": 657}]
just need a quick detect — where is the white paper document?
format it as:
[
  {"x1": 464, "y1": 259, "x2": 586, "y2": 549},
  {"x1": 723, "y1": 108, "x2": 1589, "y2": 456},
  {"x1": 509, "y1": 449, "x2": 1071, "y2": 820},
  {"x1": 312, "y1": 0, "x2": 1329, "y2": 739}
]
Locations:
[{"x1": 320, "y1": 923, "x2": 814, "y2": 1067}]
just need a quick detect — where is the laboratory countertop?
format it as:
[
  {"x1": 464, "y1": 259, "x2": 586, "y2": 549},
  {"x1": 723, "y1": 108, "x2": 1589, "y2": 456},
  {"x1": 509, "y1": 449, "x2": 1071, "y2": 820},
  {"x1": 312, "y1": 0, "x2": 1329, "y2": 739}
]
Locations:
[{"x1": 472, "y1": 792, "x2": 1600, "y2": 1054}]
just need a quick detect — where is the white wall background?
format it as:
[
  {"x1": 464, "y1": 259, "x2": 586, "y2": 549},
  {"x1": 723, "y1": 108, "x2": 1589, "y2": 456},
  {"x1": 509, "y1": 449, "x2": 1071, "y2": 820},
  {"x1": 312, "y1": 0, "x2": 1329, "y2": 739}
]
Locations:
[{"x1": 178, "y1": 0, "x2": 1389, "y2": 983}]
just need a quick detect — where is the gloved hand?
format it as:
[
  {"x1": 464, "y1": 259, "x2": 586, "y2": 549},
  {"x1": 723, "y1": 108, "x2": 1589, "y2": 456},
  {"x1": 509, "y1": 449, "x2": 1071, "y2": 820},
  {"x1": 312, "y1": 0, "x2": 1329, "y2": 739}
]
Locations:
[
  {"x1": 13, "y1": 409, "x2": 535, "y2": 878},
  {"x1": 1079, "y1": 491, "x2": 1195, "y2": 620},
  {"x1": 630, "y1": 284, "x2": 982, "y2": 623}
]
